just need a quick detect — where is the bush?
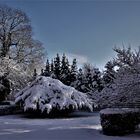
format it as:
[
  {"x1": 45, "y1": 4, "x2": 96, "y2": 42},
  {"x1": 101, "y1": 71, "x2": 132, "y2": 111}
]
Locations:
[
  {"x1": 100, "y1": 108, "x2": 140, "y2": 136},
  {"x1": 15, "y1": 76, "x2": 93, "y2": 116}
]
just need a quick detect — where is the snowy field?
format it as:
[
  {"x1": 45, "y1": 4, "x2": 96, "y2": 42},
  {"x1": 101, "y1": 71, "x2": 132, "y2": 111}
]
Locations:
[{"x1": 0, "y1": 112, "x2": 139, "y2": 140}]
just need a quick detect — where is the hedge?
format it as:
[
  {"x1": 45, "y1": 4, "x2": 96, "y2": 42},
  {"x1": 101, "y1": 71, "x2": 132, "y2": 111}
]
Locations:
[{"x1": 100, "y1": 108, "x2": 140, "y2": 136}]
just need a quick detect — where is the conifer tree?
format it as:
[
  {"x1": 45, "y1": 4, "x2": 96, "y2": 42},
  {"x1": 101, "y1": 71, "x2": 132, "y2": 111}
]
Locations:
[
  {"x1": 103, "y1": 60, "x2": 116, "y2": 86},
  {"x1": 83, "y1": 63, "x2": 94, "y2": 92},
  {"x1": 44, "y1": 59, "x2": 50, "y2": 77},
  {"x1": 83, "y1": 64, "x2": 103, "y2": 93},
  {"x1": 74, "y1": 68, "x2": 85, "y2": 92},
  {"x1": 93, "y1": 68, "x2": 104, "y2": 92},
  {"x1": 70, "y1": 58, "x2": 78, "y2": 86},
  {"x1": 50, "y1": 59, "x2": 54, "y2": 73},
  {"x1": 60, "y1": 54, "x2": 70, "y2": 85},
  {"x1": 50, "y1": 59, "x2": 55, "y2": 78},
  {"x1": 54, "y1": 53, "x2": 61, "y2": 80}
]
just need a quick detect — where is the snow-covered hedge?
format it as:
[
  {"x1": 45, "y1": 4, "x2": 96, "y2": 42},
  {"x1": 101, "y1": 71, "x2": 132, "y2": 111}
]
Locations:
[
  {"x1": 15, "y1": 76, "x2": 93, "y2": 116},
  {"x1": 100, "y1": 108, "x2": 140, "y2": 136}
]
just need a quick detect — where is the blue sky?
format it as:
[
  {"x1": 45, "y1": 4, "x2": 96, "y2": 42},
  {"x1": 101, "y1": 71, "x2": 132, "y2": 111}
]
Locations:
[{"x1": 1, "y1": 0, "x2": 140, "y2": 69}]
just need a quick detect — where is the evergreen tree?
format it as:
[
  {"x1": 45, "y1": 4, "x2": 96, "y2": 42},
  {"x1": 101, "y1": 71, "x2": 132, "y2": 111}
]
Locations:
[
  {"x1": 60, "y1": 54, "x2": 70, "y2": 85},
  {"x1": 50, "y1": 59, "x2": 54, "y2": 73},
  {"x1": 83, "y1": 64, "x2": 103, "y2": 93},
  {"x1": 44, "y1": 59, "x2": 50, "y2": 77},
  {"x1": 93, "y1": 68, "x2": 104, "y2": 92},
  {"x1": 103, "y1": 60, "x2": 116, "y2": 86},
  {"x1": 50, "y1": 59, "x2": 55, "y2": 78},
  {"x1": 53, "y1": 53, "x2": 61, "y2": 80},
  {"x1": 83, "y1": 63, "x2": 94, "y2": 92},
  {"x1": 98, "y1": 47, "x2": 140, "y2": 107},
  {"x1": 74, "y1": 68, "x2": 85, "y2": 92},
  {"x1": 70, "y1": 58, "x2": 78, "y2": 86}
]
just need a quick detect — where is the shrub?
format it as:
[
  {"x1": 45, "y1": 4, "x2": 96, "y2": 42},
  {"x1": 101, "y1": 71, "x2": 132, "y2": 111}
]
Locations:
[
  {"x1": 100, "y1": 108, "x2": 140, "y2": 136},
  {"x1": 15, "y1": 76, "x2": 93, "y2": 116}
]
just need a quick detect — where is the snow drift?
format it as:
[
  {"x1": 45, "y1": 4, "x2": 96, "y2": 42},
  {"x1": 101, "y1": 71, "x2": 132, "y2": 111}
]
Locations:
[{"x1": 15, "y1": 76, "x2": 93, "y2": 115}]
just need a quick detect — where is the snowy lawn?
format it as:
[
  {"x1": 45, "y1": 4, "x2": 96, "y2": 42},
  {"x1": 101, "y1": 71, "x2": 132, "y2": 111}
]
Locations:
[{"x1": 0, "y1": 111, "x2": 139, "y2": 140}]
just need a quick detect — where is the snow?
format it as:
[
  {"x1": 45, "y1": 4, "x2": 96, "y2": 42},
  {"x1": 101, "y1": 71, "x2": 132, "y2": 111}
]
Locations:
[
  {"x1": 0, "y1": 112, "x2": 139, "y2": 140},
  {"x1": 15, "y1": 76, "x2": 93, "y2": 114}
]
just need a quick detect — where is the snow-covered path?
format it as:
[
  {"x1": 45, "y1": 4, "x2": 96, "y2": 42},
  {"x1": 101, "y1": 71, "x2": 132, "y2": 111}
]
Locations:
[{"x1": 0, "y1": 112, "x2": 139, "y2": 140}]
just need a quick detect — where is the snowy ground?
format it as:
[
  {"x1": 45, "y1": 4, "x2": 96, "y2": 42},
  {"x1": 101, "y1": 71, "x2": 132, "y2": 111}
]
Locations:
[{"x1": 0, "y1": 112, "x2": 139, "y2": 140}]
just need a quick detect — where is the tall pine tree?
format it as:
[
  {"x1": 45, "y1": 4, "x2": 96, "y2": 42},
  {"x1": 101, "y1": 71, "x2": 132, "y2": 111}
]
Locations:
[
  {"x1": 44, "y1": 59, "x2": 50, "y2": 77},
  {"x1": 60, "y1": 54, "x2": 70, "y2": 85},
  {"x1": 70, "y1": 58, "x2": 78, "y2": 86},
  {"x1": 74, "y1": 68, "x2": 85, "y2": 92},
  {"x1": 53, "y1": 53, "x2": 61, "y2": 80},
  {"x1": 103, "y1": 60, "x2": 116, "y2": 86},
  {"x1": 83, "y1": 63, "x2": 103, "y2": 93}
]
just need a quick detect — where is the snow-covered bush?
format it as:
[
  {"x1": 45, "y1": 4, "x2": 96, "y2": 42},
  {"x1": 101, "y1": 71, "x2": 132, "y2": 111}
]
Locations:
[
  {"x1": 100, "y1": 108, "x2": 140, "y2": 135},
  {"x1": 15, "y1": 76, "x2": 93, "y2": 116}
]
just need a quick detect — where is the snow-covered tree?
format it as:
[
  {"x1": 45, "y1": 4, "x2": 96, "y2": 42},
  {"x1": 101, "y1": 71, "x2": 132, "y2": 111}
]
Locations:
[
  {"x1": 82, "y1": 63, "x2": 103, "y2": 93},
  {"x1": 15, "y1": 76, "x2": 93, "y2": 116},
  {"x1": 0, "y1": 5, "x2": 45, "y2": 76},
  {"x1": 0, "y1": 57, "x2": 30, "y2": 94},
  {"x1": 93, "y1": 47, "x2": 140, "y2": 108},
  {"x1": 73, "y1": 68, "x2": 86, "y2": 92},
  {"x1": 103, "y1": 60, "x2": 117, "y2": 86},
  {"x1": 93, "y1": 67, "x2": 104, "y2": 92}
]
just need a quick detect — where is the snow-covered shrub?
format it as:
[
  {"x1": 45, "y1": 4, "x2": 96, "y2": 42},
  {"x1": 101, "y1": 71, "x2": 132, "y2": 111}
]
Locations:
[
  {"x1": 100, "y1": 108, "x2": 140, "y2": 136},
  {"x1": 15, "y1": 76, "x2": 93, "y2": 116}
]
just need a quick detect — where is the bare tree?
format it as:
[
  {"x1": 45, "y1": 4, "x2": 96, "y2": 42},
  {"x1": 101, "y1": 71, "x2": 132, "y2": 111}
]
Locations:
[
  {"x1": 0, "y1": 5, "x2": 45, "y2": 75},
  {"x1": 0, "y1": 5, "x2": 31, "y2": 57}
]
